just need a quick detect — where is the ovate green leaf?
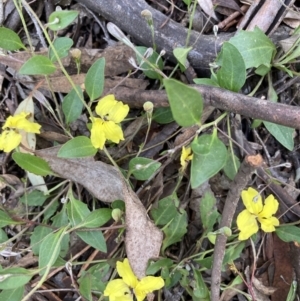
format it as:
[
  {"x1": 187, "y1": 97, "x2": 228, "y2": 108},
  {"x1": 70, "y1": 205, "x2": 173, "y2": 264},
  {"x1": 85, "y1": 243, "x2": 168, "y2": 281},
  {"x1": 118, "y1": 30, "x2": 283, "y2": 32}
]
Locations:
[
  {"x1": 200, "y1": 191, "x2": 220, "y2": 231},
  {"x1": 129, "y1": 157, "x2": 161, "y2": 181},
  {"x1": 49, "y1": 37, "x2": 73, "y2": 62},
  {"x1": 19, "y1": 55, "x2": 56, "y2": 75},
  {"x1": 162, "y1": 208, "x2": 187, "y2": 253},
  {"x1": 164, "y1": 78, "x2": 203, "y2": 127},
  {"x1": 0, "y1": 27, "x2": 25, "y2": 50},
  {"x1": 76, "y1": 230, "x2": 107, "y2": 252},
  {"x1": 150, "y1": 194, "x2": 179, "y2": 226},
  {"x1": 62, "y1": 85, "x2": 84, "y2": 124},
  {"x1": 85, "y1": 58, "x2": 105, "y2": 100},
  {"x1": 0, "y1": 286, "x2": 24, "y2": 301},
  {"x1": 0, "y1": 210, "x2": 23, "y2": 227},
  {"x1": 58, "y1": 136, "x2": 97, "y2": 158},
  {"x1": 229, "y1": 27, "x2": 276, "y2": 69},
  {"x1": 12, "y1": 153, "x2": 53, "y2": 176},
  {"x1": 191, "y1": 134, "x2": 227, "y2": 188},
  {"x1": 264, "y1": 121, "x2": 294, "y2": 151},
  {"x1": 48, "y1": 10, "x2": 79, "y2": 31},
  {"x1": 216, "y1": 42, "x2": 246, "y2": 92},
  {"x1": 276, "y1": 225, "x2": 300, "y2": 243},
  {"x1": 136, "y1": 46, "x2": 164, "y2": 79},
  {"x1": 0, "y1": 268, "x2": 33, "y2": 290},
  {"x1": 39, "y1": 228, "x2": 66, "y2": 274},
  {"x1": 78, "y1": 209, "x2": 112, "y2": 228}
]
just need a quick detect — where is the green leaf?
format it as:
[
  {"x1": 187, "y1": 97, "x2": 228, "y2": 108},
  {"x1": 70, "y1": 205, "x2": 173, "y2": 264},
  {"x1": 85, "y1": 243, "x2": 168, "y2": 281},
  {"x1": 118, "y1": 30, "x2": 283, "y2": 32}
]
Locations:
[
  {"x1": 49, "y1": 37, "x2": 73, "y2": 62},
  {"x1": 58, "y1": 137, "x2": 97, "y2": 158},
  {"x1": 0, "y1": 286, "x2": 24, "y2": 301},
  {"x1": 191, "y1": 133, "x2": 227, "y2": 188},
  {"x1": 0, "y1": 229, "x2": 8, "y2": 243},
  {"x1": 229, "y1": 27, "x2": 276, "y2": 69},
  {"x1": 146, "y1": 258, "x2": 173, "y2": 275},
  {"x1": 223, "y1": 153, "x2": 240, "y2": 180},
  {"x1": 78, "y1": 209, "x2": 112, "y2": 228},
  {"x1": 193, "y1": 268, "x2": 210, "y2": 300},
  {"x1": 78, "y1": 272, "x2": 93, "y2": 301},
  {"x1": 223, "y1": 242, "x2": 245, "y2": 269},
  {"x1": 263, "y1": 121, "x2": 294, "y2": 151},
  {"x1": 19, "y1": 55, "x2": 56, "y2": 75},
  {"x1": 30, "y1": 226, "x2": 53, "y2": 255},
  {"x1": 76, "y1": 230, "x2": 107, "y2": 252},
  {"x1": 216, "y1": 42, "x2": 246, "y2": 92},
  {"x1": 136, "y1": 46, "x2": 164, "y2": 79},
  {"x1": 51, "y1": 207, "x2": 69, "y2": 228},
  {"x1": 62, "y1": 85, "x2": 84, "y2": 124},
  {"x1": 20, "y1": 190, "x2": 48, "y2": 206},
  {"x1": 0, "y1": 27, "x2": 25, "y2": 50},
  {"x1": 276, "y1": 225, "x2": 300, "y2": 243},
  {"x1": 162, "y1": 208, "x2": 187, "y2": 253},
  {"x1": 163, "y1": 78, "x2": 203, "y2": 127},
  {"x1": 0, "y1": 210, "x2": 23, "y2": 227},
  {"x1": 66, "y1": 194, "x2": 90, "y2": 226},
  {"x1": 48, "y1": 10, "x2": 79, "y2": 31},
  {"x1": 39, "y1": 228, "x2": 66, "y2": 274},
  {"x1": 129, "y1": 157, "x2": 161, "y2": 181},
  {"x1": 255, "y1": 63, "x2": 271, "y2": 76},
  {"x1": 0, "y1": 268, "x2": 33, "y2": 290},
  {"x1": 150, "y1": 194, "x2": 179, "y2": 226},
  {"x1": 193, "y1": 78, "x2": 220, "y2": 87},
  {"x1": 152, "y1": 107, "x2": 174, "y2": 124},
  {"x1": 12, "y1": 153, "x2": 53, "y2": 176},
  {"x1": 173, "y1": 47, "x2": 192, "y2": 71},
  {"x1": 85, "y1": 58, "x2": 105, "y2": 100},
  {"x1": 200, "y1": 191, "x2": 220, "y2": 231}
]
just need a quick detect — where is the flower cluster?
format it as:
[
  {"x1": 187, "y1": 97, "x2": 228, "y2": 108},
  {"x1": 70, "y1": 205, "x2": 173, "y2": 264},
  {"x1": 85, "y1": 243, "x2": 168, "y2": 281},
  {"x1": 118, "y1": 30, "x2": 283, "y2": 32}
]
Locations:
[
  {"x1": 90, "y1": 95, "x2": 129, "y2": 150},
  {"x1": 0, "y1": 112, "x2": 41, "y2": 152},
  {"x1": 237, "y1": 187, "x2": 279, "y2": 240},
  {"x1": 104, "y1": 258, "x2": 164, "y2": 301}
]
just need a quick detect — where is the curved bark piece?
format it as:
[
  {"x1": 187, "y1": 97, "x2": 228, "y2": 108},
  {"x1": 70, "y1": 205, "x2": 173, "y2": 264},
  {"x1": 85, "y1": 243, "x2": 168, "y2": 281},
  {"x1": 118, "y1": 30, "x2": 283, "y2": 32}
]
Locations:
[{"x1": 75, "y1": 0, "x2": 231, "y2": 70}]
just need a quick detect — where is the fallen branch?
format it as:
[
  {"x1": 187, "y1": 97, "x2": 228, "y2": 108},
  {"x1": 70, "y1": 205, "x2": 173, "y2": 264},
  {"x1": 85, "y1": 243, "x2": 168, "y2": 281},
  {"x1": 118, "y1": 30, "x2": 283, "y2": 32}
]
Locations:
[{"x1": 112, "y1": 85, "x2": 300, "y2": 130}]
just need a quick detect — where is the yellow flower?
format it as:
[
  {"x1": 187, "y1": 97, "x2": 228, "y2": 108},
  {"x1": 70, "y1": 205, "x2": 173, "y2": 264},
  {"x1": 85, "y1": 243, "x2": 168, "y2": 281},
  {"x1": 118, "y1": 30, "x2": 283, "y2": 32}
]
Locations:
[
  {"x1": 104, "y1": 258, "x2": 164, "y2": 301},
  {"x1": 0, "y1": 112, "x2": 41, "y2": 152},
  {"x1": 90, "y1": 95, "x2": 129, "y2": 149},
  {"x1": 180, "y1": 146, "x2": 193, "y2": 170},
  {"x1": 237, "y1": 187, "x2": 279, "y2": 240}
]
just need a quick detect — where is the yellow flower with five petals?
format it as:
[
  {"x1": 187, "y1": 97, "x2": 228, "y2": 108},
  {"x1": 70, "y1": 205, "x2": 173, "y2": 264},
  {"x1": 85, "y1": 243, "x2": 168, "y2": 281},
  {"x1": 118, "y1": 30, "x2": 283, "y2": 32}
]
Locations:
[
  {"x1": 0, "y1": 112, "x2": 41, "y2": 152},
  {"x1": 104, "y1": 258, "x2": 164, "y2": 301},
  {"x1": 237, "y1": 187, "x2": 279, "y2": 240},
  {"x1": 90, "y1": 95, "x2": 129, "y2": 149}
]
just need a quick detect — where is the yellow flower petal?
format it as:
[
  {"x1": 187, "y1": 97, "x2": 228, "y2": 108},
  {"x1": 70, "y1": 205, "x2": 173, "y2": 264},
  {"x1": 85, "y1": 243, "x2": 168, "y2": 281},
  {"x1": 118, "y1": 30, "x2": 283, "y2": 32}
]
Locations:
[
  {"x1": 237, "y1": 209, "x2": 259, "y2": 240},
  {"x1": 0, "y1": 130, "x2": 22, "y2": 152},
  {"x1": 90, "y1": 118, "x2": 106, "y2": 149},
  {"x1": 108, "y1": 101, "x2": 129, "y2": 123},
  {"x1": 102, "y1": 120, "x2": 124, "y2": 143},
  {"x1": 241, "y1": 188, "x2": 263, "y2": 215},
  {"x1": 180, "y1": 146, "x2": 193, "y2": 169},
  {"x1": 104, "y1": 279, "x2": 132, "y2": 301},
  {"x1": 258, "y1": 216, "x2": 279, "y2": 233},
  {"x1": 95, "y1": 95, "x2": 129, "y2": 123},
  {"x1": 117, "y1": 259, "x2": 138, "y2": 289},
  {"x1": 4, "y1": 112, "x2": 41, "y2": 133},
  {"x1": 259, "y1": 194, "x2": 279, "y2": 218},
  {"x1": 95, "y1": 95, "x2": 117, "y2": 118},
  {"x1": 134, "y1": 276, "x2": 165, "y2": 301}
]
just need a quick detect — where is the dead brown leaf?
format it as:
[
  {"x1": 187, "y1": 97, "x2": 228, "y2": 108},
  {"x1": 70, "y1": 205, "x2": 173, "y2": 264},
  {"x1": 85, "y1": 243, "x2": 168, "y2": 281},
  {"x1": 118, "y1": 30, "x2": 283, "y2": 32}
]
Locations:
[{"x1": 36, "y1": 147, "x2": 163, "y2": 278}]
